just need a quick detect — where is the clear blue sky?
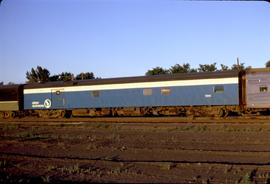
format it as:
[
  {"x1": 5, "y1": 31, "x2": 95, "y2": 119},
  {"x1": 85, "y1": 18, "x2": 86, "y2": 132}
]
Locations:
[{"x1": 0, "y1": 0, "x2": 270, "y2": 84}]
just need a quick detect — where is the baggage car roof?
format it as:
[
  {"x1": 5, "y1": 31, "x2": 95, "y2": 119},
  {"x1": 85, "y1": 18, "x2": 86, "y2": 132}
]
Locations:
[{"x1": 24, "y1": 70, "x2": 239, "y2": 89}]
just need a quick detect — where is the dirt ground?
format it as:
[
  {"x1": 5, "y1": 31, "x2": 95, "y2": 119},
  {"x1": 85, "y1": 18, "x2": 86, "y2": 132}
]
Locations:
[{"x1": 1, "y1": 118, "x2": 270, "y2": 183}]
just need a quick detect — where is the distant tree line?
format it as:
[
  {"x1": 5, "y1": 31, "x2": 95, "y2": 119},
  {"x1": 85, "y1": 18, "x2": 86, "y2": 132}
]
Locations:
[
  {"x1": 0, "y1": 81, "x2": 15, "y2": 85},
  {"x1": 1, "y1": 60, "x2": 270, "y2": 85},
  {"x1": 26, "y1": 66, "x2": 95, "y2": 83},
  {"x1": 145, "y1": 62, "x2": 252, "y2": 76},
  {"x1": 266, "y1": 60, "x2": 270, "y2": 68}
]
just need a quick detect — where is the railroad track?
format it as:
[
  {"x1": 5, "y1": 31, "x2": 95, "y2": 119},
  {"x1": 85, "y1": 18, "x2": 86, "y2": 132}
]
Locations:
[
  {"x1": 2, "y1": 116, "x2": 270, "y2": 124},
  {"x1": 2, "y1": 117, "x2": 270, "y2": 183},
  {"x1": 1, "y1": 152, "x2": 270, "y2": 184},
  {"x1": 1, "y1": 151, "x2": 270, "y2": 166}
]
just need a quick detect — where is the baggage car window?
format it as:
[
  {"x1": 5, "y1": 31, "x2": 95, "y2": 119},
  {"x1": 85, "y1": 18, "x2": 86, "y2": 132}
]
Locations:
[
  {"x1": 92, "y1": 91, "x2": 100, "y2": 97},
  {"x1": 214, "y1": 85, "x2": 224, "y2": 93},
  {"x1": 143, "y1": 89, "x2": 152, "y2": 96},
  {"x1": 161, "y1": 88, "x2": 171, "y2": 96},
  {"x1": 260, "y1": 86, "x2": 268, "y2": 92},
  {"x1": 247, "y1": 79, "x2": 260, "y2": 84}
]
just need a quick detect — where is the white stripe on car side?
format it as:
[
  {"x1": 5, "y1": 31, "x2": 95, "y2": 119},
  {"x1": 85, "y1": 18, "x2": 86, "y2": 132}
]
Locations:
[
  {"x1": 0, "y1": 101, "x2": 18, "y2": 103},
  {"x1": 24, "y1": 77, "x2": 238, "y2": 94}
]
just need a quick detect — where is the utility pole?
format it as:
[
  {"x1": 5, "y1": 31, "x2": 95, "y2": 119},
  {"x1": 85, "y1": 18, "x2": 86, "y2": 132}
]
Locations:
[{"x1": 237, "y1": 57, "x2": 240, "y2": 71}]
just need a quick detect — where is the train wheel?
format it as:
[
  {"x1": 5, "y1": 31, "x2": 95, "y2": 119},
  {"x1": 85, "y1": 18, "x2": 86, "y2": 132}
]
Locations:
[
  {"x1": 0, "y1": 112, "x2": 4, "y2": 119},
  {"x1": 59, "y1": 110, "x2": 66, "y2": 118},
  {"x1": 38, "y1": 110, "x2": 49, "y2": 118},
  {"x1": 11, "y1": 112, "x2": 16, "y2": 118},
  {"x1": 223, "y1": 110, "x2": 229, "y2": 117},
  {"x1": 217, "y1": 108, "x2": 228, "y2": 118},
  {"x1": 111, "y1": 109, "x2": 118, "y2": 117},
  {"x1": 65, "y1": 110, "x2": 72, "y2": 118},
  {"x1": 4, "y1": 112, "x2": 10, "y2": 119},
  {"x1": 48, "y1": 110, "x2": 65, "y2": 118},
  {"x1": 3, "y1": 111, "x2": 13, "y2": 119}
]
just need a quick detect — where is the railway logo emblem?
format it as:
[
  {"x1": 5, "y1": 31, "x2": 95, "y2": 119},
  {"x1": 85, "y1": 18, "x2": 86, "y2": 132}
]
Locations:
[{"x1": 44, "y1": 99, "x2": 52, "y2": 109}]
